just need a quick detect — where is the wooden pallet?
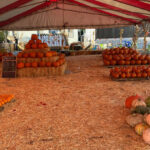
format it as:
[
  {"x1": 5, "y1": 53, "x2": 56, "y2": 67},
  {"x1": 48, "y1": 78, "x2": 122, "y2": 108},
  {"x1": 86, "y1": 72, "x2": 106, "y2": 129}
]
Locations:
[
  {"x1": 0, "y1": 99, "x2": 16, "y2": 112},
  {"x1": 110, "y1": 77, "x2": 150, "y2": 81},
  {"x1": 105, "y1": 64, "x2": 150, "y2": 68}
]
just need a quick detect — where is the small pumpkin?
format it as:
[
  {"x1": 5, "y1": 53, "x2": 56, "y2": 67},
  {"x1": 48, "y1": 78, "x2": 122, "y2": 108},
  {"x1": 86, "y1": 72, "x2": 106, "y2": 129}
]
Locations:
[
  {"x1": 143, "y1": 128, "x2": 150, "y2": 145},
  {"x1": 31, "y1": 62, "x2": 38, "y2": 67},
  {"x1": 31, "y1": 44, "x2": 37, "y2": 49},
  {"x1": 132, "y1": 98, "x2": 146, "y2": 108},
  {"x1": 39, "y1": 61, "x2": 46, "y2": 67},
  {"x1": 135, "y1": 123, "x2": 149, "y2": 135},
  {"x1": 29, "y1": 52, "x2": 36, "y2": 58},
  {"x1": 17, "y1": 62, "x2": 24, "y2": 69},
  {"x1": 24, "y1": 62, "x2": 31, "y2": 68},
  {"x1": 126, "y1": 114, "x2": 144, "y2": 127},
  {"x1": 37, "y1": 52, "x2": 44, "y2": 58},
  {"x1": 46, "y1": 62, "x2": 51, "y2": 67},
  {"x1": 31, "y1": 34, "x2": 38, "y2": 40}
]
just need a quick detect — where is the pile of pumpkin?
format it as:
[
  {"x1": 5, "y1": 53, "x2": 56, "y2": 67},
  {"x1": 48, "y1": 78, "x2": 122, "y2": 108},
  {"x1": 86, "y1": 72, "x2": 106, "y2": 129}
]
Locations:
[
  {"x1": 0, "y1": 52, "x2": 13, "y2": 61},
  {"x1": 17, "y1": 55, "x2": 66, "y2": 69},
  {"x1": 0, "y1": 95, "x2": 14, "y2": 107},
  {"x1": 25, "y1": 34, "x2": 48, "y2": 49},
  {"x1": 103, "y1": 47, "x2": 150, "y2": 66},
  {"x1": 110, "y1": 66, "x2": 150, "y2": 79},
  {"x1": 125, "y1": 95, "x2": 150, "y2": 144},
  {"x1": 17, "y1": 51, "x2": 58, "y2": 58}
]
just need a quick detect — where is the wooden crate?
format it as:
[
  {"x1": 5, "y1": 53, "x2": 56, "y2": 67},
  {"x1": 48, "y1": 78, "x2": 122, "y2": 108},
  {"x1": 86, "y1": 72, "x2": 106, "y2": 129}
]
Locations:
[{"x1": 2, "y1": 56, "x2": 16, "y2": 78}]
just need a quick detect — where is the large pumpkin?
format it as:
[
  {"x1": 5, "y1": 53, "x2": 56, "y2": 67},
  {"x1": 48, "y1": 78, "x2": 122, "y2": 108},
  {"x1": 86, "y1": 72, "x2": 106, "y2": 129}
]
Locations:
[
  {"x1": 17, "y1": 62, "x2": 24, "y2": 69},
  {"x1": 135, "y1": 123, "x2": 148, "y2": 135},
  {"x1": 125, "y1": 95, "x2": 141, "y2": 108}
]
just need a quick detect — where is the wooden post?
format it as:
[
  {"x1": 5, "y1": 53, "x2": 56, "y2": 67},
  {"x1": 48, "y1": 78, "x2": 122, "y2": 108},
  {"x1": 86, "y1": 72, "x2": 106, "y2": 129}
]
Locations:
[
  {"x1": 132, "y1": 25, "x2": 140, "y2": 50},
  {"x1": 120, "y1": 29, "x2": 124, "y2": 47}
]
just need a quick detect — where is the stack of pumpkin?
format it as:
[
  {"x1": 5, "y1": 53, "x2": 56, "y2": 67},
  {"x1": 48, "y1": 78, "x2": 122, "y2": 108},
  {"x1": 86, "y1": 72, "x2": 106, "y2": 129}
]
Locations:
[
  {"x1": 16, "y1": 53, "x2": 67, "y2": 77},
  {"x1": 103, "y1": 47, "x2": 150, "y2": 66},
  {"x1": 0, "y1": 95, "x2": 14, "y2": 107},
  {"x1": 110, "y1": 66, "x2": 150, "y2": 79},
  {"x1": 25, "y1": 34, "x2": 49, "y2": 51},
  {"x1": 125, "y1": 95, "x2": 150, "y2": 144}
]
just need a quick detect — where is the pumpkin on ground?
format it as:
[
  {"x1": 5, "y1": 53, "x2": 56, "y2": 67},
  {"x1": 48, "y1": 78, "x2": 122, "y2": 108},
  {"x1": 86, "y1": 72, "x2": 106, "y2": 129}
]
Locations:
[
  {"x1": 145, "y1": 114, "x2": 150, "y2": 126},
  {"x1": 125, "y1": 95, "x2": 141, "y2": 108},
  {"x1": 135, "y1": 123, "x2": 149, "y2": 135},
  {"x1": 132, "y1": 98, "x2": 146, "y2": 108},
  {"x1": 143, "y1": 128, "x2": 150, "y2": 144},
  {"x1": 17, "y1": 62, "x2": 24, "y2": 69},
  {"x1": 126, "y1": 114, "x2": 144, "y2": 127}
]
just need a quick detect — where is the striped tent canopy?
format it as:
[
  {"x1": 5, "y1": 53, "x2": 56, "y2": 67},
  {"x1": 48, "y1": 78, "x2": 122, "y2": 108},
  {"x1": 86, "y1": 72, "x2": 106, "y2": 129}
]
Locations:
[{"x1": 0, "y1": 0, "x2": 150, "y2": 30}]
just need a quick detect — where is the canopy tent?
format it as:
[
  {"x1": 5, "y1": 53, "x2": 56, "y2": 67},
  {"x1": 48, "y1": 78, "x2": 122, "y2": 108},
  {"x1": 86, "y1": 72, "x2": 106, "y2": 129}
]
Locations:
[{"x1": 0, "y1": 0, "x2": 150, "y2": 30}]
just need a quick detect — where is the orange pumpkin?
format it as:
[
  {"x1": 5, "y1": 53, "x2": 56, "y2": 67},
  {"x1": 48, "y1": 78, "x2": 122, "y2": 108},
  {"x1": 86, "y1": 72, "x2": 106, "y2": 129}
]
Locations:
[
  {"x1": 17, "y1": 62, "x2": 24, "y2": 69},
  {"x1": 131, "y1": 72, "x2": 137, "y2": 78},
  {"x1": 36, "y1": 39, "x2": 42, "y2": 44},
  {"x1": 22, "y1": 53, "x2": 28, "y2": 58},
  {"x1": 43, "y1": 43, "x2": 48, "y2": 48},
  {"x1": 38, "y1": 44, "x2": 44, "y2": 49},
  {"x1": 28, "y1": 40, "x2": 35, "y2": 45},
  {"x1": 142, "y1": 60, "x2": 148, "y2": 65},
  {"x1": 25, "y1": 62, "x2": 31, "y2": 67},
  {"x1": 29, "y1": 52, "x2": 36, "y2": 58},
  {"x1": 31, "y1": 62, "x2": 38, "y2": 67},
  {"x1": 8, "y1": 53, "x2": 13, "y2": 56},
  {"x1": 25, "y1": 44, "x2": 30, "y2": 49},
  {"x1": 39, "y1": 61, "x2": 46, "y2": 67},
  {"x1": 52, "y1": 61, "x2": 60, "y2": 67},
  {"x1": 121, "y1": 73, "x2": 126, "y2": 78},
  {"x1": 17, "y1": 52, "x2": 23, "y2": 58},
  {"x1": 31, "y1": 44, "x2": 37, "y2": 49},
  {"x1": 37, "y1": 52, "x2": 44, "y2": 58},
  {"x1": 46, "y1": 62, "x2": 51, "y2": 67},
  {"x1": 142, "y1": 72, "x2": 148, "y2": 78},
  {"x1": 31, "y1": 34, "x2": 38, "y2": 40},
  {"x1": 45, "y1": 52, "x2": 52, "y2": 57}
]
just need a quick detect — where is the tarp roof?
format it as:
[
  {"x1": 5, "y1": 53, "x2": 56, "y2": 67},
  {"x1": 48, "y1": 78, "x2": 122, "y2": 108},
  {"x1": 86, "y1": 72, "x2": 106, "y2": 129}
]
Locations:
[{"x1": 0, "y1": 0, "x2": 150, "y2": 30}]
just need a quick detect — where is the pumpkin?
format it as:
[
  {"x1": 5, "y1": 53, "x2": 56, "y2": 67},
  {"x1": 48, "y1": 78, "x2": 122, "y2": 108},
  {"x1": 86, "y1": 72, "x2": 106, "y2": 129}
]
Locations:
[
  {"x1": 136, "y1": 72, "x2": 142, "y2": 78},
  {"x1": 28, "y1": 40, "x2": 35, "y2": 45},
  {"x1": 24, "y1": 62, "x2": 31, "y2": 67},
  {"x1": 132, "y1": 98, "x2": 146, "y2": 108},
  {"x1": 46, "y1": 62, "x2": 51, "y2": 67},
  {"x1": 38, "y1": 44, "x2": 44, "y2": 49},
  {"x1": 104, "y1": 60, "x2": 110, "y2": 66},
  {"x1": 125, "y1": 95, "x2": 141, "y2": 108},
  {"x1": 126, "y1": 114, "x2": 144, "y2": 127},
  {"x1": 31, "y1": 62, "x2": 38, "y2": 68},
  {"x1": 25, "y1": 44, "x2": 30, "y2": 49},
  {"x1": 142, "y1": 72, "x2": 148, "y2": 78},
  {"x1": 131, "y1": 60, "x2": 136, "y2": 65},
  {"x1": 43, "y1": 43, "x2": 48, "y2": 48},
  {"x1": 8, "y1": 53, "x2": 13, "y2": 56},
  {"x1": 110, "y1": 60, "x2": 117, "y2": 65},
  {"x1": 31, "y1": 44, "x2": 37, "y2": 49},
  {"x1": 125, "y1": 60, "x2": 130, "y2": 65},
  {"x1": 136, "y1": 60, "x2": 141, "y2": 65},
  {"x1": 145, "y1": 96, "x2": 150, "y2": 107},
  {"x1": 37, "y1": 52, "x2": 44, "y2": 58},
  {"x1": 36, "y1": 39, "x2": 42, "y2": 44},
  {"x1": 131, "y1": 106, "x2": 150, "y2": 115},
  {"x1": 31, "y1": 34, "x2": 38, "y2": 40},
  {"x1": 126, "y1": 72, "x2": 131, "y2": 78},
  {"x1": 52, "y1": 61, "x2": 60, "y2": 67},
  {"x1": 142, "y1": 60, "x2": 148, "y2": 65},
  {"x1": 131, "y1": 72, "x2": 136, "y2": 78},
  {"x1": 29, "y1": 52, "x2": 36, "y2": 58},
  {"x1": 121, "y1": 73, "x2": 126, "y2": 78},
  {"x1": 135, "y1": 123, "x2": 149, "y2": 135},
  {"x1": 22, "y1": 53, "x2": 28, "y2": 58},
  {"x1": 112, "y1": 72, "x2": 119, "y2": 78},
  {"x1": 143, "y1": 128, "x2": 150, "y2": 144},
  {"x1": 59, "y1": 53, "x2": 65, "y2": 59},
  {"x1": 45, "y1": 52, "x2": 52, "y2": 57},
  {"x1": 17, "y1": 52, "x2": 23, "y2": 58},
  {"x1": 39, "y1": 61, "x2": 46, "y2": 67},
  {"x1": 145, "y1": 114, "x2": 150, "y2": 126},
  {"x1": 17, "y1": 62, "x2": 24, "y2": 69}
]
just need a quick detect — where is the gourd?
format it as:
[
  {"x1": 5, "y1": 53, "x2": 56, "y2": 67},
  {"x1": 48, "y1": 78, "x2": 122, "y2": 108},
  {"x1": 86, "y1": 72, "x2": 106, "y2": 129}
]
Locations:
[
  {"x1": 125, "y1": 95, "x2": 141, "y2": 108},
  {"x1": 143, "y1": 128, "x2": 150, "y2": 144},
  {"x1": 145, "y1": 96, "x2": 150, "y2": 107},
  {"x1": 135, "y1": 123, "x2": 148, "y2": 135},
  {"x1": 145, "y1": 114, "x2": 150, "y2": 126},
  {"x1": 132, "y1": 98, "x2": 146, "y2": 108},
  {"x1": 126, "y1": 113, "x2": 144, "y2": 127},
  {"x1": 131, "y1": 106, "x2": 150, "y2": 115}
]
